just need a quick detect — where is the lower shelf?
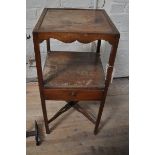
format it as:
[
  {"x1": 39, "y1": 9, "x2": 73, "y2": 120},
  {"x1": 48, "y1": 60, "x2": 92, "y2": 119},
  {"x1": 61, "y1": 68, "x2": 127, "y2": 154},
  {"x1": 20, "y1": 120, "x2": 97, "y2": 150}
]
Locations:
[{"x1": 43, "y1": 51, "x2": 105, "y2": 89}]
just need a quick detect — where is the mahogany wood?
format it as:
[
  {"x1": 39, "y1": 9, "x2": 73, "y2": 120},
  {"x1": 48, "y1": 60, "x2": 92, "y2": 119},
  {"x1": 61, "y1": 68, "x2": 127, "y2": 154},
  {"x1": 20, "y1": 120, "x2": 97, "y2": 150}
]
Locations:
[
  {"x1": 33, "y1": 8, "x2": 120, "y2": 135},
  {"x1": 33, "y1": 36, "x2": 50, "y2": 134},
  {"x1": 43, "y1": 89, "x2": 104, "y2": 101}
]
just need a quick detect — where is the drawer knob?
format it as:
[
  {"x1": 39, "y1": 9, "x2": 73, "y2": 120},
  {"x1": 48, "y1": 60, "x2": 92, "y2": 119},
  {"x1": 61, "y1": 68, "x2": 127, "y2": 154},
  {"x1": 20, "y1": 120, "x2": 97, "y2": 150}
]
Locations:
[{"x1": 71, "y1": 91, "x2": 76, "y2": 97}]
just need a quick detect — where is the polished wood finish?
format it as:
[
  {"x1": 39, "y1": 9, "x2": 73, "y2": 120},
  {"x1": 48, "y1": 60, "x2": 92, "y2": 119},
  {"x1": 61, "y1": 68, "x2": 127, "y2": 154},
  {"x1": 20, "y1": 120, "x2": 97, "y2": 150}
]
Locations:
[{"x1": 33, "y1": 8, "x2": 120, "y2": 135}]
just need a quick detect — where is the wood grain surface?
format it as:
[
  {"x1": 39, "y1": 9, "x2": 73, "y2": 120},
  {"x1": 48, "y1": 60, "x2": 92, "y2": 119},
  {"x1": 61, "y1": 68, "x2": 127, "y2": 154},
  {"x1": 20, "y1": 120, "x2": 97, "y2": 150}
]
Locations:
[
  {"x1": 33, "y1": 8, "x2": 120, "y2": 45},
  {"x1": 43, "y1": 52, "x2": 105, "y2": 89},
  {"x1": 35, "y1": 8, "x2": 118, "y2": 34}
]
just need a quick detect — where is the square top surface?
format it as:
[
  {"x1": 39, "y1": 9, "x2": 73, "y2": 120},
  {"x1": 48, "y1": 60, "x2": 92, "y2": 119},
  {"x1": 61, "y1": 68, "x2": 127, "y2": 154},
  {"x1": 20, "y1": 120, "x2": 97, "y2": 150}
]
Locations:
[{"x1": 34, "y1": 8, "x2": 119, "y2": 35}]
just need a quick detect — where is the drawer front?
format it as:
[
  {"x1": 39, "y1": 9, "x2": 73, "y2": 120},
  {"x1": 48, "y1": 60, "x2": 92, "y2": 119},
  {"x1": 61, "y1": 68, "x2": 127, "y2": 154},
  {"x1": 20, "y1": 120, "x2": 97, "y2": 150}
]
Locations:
[{"x1": 43, "y1": 89, "x2": 104, "y2": 101}]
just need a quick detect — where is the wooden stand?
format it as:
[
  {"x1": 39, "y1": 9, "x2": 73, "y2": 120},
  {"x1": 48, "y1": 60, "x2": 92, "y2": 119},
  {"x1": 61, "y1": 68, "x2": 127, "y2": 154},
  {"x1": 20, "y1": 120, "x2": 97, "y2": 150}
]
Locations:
[{"x1": 33, "y1": 8, "x2": 120, "y2": 135}]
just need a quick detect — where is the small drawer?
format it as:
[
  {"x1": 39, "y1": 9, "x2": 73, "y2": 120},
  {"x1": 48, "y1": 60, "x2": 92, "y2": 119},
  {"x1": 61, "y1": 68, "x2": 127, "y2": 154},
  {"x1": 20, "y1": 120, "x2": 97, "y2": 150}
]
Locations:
[{"x1": 43, "y1": 89, "x2": 104, "y2": 101}]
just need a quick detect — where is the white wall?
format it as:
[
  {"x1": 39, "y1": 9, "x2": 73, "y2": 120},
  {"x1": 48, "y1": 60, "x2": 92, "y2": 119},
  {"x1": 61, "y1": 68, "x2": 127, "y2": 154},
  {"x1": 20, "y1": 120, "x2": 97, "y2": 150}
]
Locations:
[{"x1": 26, "y1": 0, "x2": 129, "y2": 79}]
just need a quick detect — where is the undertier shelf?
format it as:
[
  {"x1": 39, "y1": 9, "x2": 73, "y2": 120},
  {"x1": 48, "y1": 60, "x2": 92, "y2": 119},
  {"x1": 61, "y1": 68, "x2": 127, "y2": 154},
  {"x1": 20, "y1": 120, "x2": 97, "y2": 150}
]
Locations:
[{"x1": 43, "y1": 51, "x2": 105, "y2": 89}]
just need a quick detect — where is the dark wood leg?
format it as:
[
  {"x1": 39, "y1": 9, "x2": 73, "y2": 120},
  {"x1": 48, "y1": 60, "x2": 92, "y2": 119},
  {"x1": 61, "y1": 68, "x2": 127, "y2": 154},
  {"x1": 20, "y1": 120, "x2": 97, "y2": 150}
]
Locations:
[
  {"x1": 41, "y1": 98, "x2": 50, "y2": 134},
  {"x1": 94, "y1": 100, "x2": 105, "y2": 135},
  {"x1": 96, "y1": 40, "x2": 101, "y2": 53},
  {"x1": 46, "y1": 39, "x2": 50, "y2": 52},
  {"x1": 33, "y1": 34, "x2": 50, "y2": 134},
  {"x1": 94, "y1": 40, "x2": 119, "y2": 135}
]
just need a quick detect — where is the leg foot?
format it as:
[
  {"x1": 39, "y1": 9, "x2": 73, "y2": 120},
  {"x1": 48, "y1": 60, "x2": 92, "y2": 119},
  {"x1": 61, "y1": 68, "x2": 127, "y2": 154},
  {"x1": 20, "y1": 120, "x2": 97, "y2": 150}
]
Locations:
[
  {"x1": 45, "y1": 128, "x2": 50, "y2": 134},
  {"x1": 94, "y1": 129, "x2": 98, "y2": 135},
  {"x1": 94, "y1": 101, "x2": 105, "y2": 135}
]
